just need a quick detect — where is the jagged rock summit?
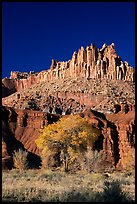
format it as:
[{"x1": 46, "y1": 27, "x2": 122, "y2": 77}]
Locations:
[
  {"x1": 2, "y1": 42, "x2": 135, "y2": 115},
  {"x1": 7, "y1": 42, "x2": 134, "y2": 93}
]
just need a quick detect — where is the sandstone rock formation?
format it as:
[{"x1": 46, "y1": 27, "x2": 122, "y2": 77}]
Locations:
[
  {"x1": 7, "y1": 43, "x2": 134, "y2": 94},
  {"x1": 105, "y1": 110, "x2": 135, "y2": 170},
  {"x1": 2, "y1": 106, "x2": 135, "y2": 171},
  {"x1": 2, "y1": 78, "x2": 17, "y2": 98},
  {"x1": 2, "y1": 76, "x2": 135, "y2": 115},
  {"x1": 2, "y1": 106, "x2": 60, "y2": 169},
  {"x1": 2, "y1": 42, "x2": 135, "y2": 171}
]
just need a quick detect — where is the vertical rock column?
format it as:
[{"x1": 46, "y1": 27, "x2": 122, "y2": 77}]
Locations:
[
  {"x1": 70, "y1": 51, "x2": 77, "y2": 77},
  {"x1": 116, "y1": 124, "x2": 133, "y2": 169},
  {"x1": 96, "y1": 52, "x2": 103, "y2": 79},
  {"x1": 103, "y1": 43, "x2": 117, "y2": 80},
  {"x1": 77, "y1": 46, "x2": 87, "y2": 77},
  {"x1": 102, "y1": 127, "x2": 115, "y2": 164},
  {"x1": 86, "y1": 46, "x2": 92, "y2": 78}
]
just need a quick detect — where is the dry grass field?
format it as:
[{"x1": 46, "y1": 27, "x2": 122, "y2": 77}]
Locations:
[{"x1": 2, "y1": 169, "x2": 135, "y2": 202}]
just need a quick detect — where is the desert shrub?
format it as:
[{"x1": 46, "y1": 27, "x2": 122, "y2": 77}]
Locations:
[
  {"x1": 2, "y1": 170, "x2": 134, "y2": 202},
  {"x1": 79, "y1": 149, "x2": 102, "y2": 173},
  {"x1": 40, "y1": 151, "x2": 60, "y2": 170},
  {"x1": 93, "y1": 180, "x2": 133, "y2": 202},
  {"x1": 38, "y1": 170, "x2": 64, "y2": 183},
  {"x1": 12, "y1": 149, "x2": 29, "y2": 171}
]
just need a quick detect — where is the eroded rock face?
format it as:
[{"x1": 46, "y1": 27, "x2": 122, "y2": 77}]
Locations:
[
  {"x1": 80, "y1": 108, "x2": 135, "y2": 170},
  {"x1": 7, "y1": 43, "x2": 134, "y2": 94},
  {"x1": 2, "y1": 78, "x2": 17, "y2": 98},
  {"x1": 105, "y1": 110, "x2": 135, "y2": 170},
  {"x1": 2, "y1": 106, "x2": 135, "y2": 171},
  {"x1": 2, "y1": 106, "x2": 60, "y2": 169}
]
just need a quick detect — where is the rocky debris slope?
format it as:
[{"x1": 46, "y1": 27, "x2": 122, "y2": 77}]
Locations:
[{"x1": 2, "y1": 76, "x2": 135, "y2": 114}]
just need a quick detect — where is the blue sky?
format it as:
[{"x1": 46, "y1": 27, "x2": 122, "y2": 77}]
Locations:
[{"x1": 2, "y1": 2, "x2": 135, "y2": 78}]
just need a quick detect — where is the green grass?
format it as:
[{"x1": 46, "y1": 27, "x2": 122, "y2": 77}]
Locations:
[{"x1": 2, "y1": 169, "x2": 135, "y2": 202}]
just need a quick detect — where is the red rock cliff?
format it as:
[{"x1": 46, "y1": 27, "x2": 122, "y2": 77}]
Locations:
[
  {"x1": 2, "y1": 106, "x2": 60, "y2": 169},
  {"x1": 2, "y1": 106, "x2": 135, "y2": 171}
]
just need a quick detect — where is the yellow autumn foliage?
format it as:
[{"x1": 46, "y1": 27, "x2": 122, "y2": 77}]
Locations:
[{"x1": 35, "y1": 114, "x2": 100, "y2": 171}]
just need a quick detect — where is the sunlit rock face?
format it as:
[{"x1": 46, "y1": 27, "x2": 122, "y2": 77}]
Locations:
[{"x1": 7, "y1": 43, "x2": 134, "y2": 93}]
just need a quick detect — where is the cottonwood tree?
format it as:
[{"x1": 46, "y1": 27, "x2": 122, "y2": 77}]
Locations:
[{"x1": 35, "y1": 114, "x2": 100, "y2": 172}]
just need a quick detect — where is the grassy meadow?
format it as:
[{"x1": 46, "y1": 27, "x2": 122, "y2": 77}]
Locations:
[{"x1": 2, "y1": 169, "x2": 135, "y2": 202}]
